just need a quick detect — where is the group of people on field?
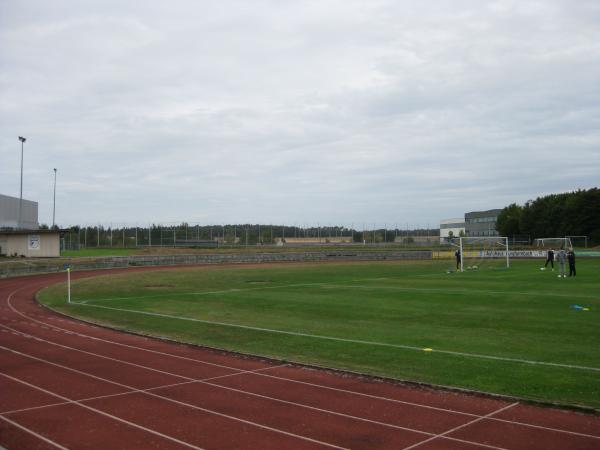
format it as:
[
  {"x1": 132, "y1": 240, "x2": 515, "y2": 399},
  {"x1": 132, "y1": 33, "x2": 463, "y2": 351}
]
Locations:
[
  {"x1": 452, "y1": 247, "x2": 577, "y2": 277},
  {"x1": 544, "y1": 248, "x2": 576, "y2": 278}
]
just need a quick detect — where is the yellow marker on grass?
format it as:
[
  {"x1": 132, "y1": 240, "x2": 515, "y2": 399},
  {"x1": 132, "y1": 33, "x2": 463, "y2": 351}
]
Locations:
[{"x1": 423, "y1": 348, "x2": 433, "y2": 352}]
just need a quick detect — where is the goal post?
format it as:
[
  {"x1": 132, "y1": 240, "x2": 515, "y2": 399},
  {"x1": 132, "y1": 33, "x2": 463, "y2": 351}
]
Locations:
[{"x1": 459, "y1": 236, "x2": 510, "y2": 272}]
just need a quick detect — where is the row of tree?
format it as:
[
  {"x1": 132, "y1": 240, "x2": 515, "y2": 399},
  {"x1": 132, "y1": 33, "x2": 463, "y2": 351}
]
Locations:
[{"x1": 496, "y1": 188, "x2": 600, "y2": 245}]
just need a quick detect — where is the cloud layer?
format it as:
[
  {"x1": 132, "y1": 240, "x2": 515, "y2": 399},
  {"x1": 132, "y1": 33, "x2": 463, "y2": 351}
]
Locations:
[{"x1": 1, "y1": 0, "x2": 599, "y2": 227}]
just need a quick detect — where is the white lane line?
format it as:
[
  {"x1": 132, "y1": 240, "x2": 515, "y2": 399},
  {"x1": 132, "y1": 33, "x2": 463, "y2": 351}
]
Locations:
[
  {"x1": 0, "y1": 322, "x2": 195, "y2": 382},
  {"x1": 0, "y1": 321, "x2": 287, "y2": 386},
  {"x1": 0, "y1": 414, "x2": 70, "y2": 450},
  {"x1": 253, "y1": 372, "x2": 600, "y2": 440},
  {"x1": 404, "y1": 402, "x2": 520, "y2": 450},
  {"x1": 0, "y1": 346, "x2": 343, "y2": 449},
  {"x1": 7, "y1": 301, "x2": 496, "y2": 421},
  {"x1": 0, "y1": 365, "x2": 288, "y2": 416},
  {"x1": 69, "y1": 302, "x2": 600, "y2": 373},
  {"x1": 0, "y1": 372, "x2": 203, "y2": 450},
  {"x1": 0, "y1": 328, "x2": 520, "y2": 450},
  {"x1": 192, "y1": 379, "x2": 506, "y2": 449},
  {"x1": 6, "y1": 287, "x2": 600, "y2": 441},
  {"x1": 0, "y1": 325, "x2": 467, "y2": 440},
  {"x1": 7, "y1": 292, "x2": 262, "y2": 374}
]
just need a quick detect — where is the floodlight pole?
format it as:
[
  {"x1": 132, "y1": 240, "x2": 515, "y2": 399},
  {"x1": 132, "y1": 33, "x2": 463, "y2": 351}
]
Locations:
[
  {"x1": 505, "y1": 237, "x2": 510, "y2": 268},
  {"x1": 52, "y1": 168, "x2": 57, "y2": 228},
  {"x1": 18, "y1": 136, "x2": 26, "y2": 229}
]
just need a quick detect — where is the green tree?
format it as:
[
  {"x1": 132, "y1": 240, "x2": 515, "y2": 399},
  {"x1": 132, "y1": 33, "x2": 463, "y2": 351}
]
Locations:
[
  {"x1": 499, "y1": 188, "x2": 599, "y2": 245},
  {"x1": 496, "y1": 203, "x2": 523, "y2": 237}
]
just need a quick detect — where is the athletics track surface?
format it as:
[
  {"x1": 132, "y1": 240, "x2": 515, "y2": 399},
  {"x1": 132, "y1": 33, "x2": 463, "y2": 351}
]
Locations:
[{"x1": 1, "y1": 267, "x2": 599, "y2": 450}]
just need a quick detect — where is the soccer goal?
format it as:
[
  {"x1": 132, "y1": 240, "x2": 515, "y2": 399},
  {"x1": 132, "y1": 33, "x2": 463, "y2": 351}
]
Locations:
[
  {"x1": 458, "y1": 236, "x2": 510, "y2": 272},
  {"x1": 534, "y1": 237, "x2": 572, "y2": 251},
  {"x1": 534, "y1": 237, "x2": 572, "y2": 272}
]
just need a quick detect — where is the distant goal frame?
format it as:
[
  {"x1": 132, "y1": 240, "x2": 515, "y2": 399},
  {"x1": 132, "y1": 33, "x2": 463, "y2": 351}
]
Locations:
[
  {"x1": 533, "y1": 237, "x2": 573, "y2": 250},
  {"x1": 459, "y1": 236, "x2": 510, "y2": 273}
]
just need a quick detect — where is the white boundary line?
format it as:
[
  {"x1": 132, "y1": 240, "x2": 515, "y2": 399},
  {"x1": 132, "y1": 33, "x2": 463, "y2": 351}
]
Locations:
[
  {"x1": 404, "y1": 402, "x2": 520, "y2": 450},
  {"x1": 0, "y1": 372, "x2": 203, "y2": 450},
  {"x1": 0, "y1": 323, "x2": 196, "y2": 382},
  {"x1": 0, "y1": 342, "x2": 503, "y2": 450},
  {"x1": 6, "y1": 304, "x2": 497, "y2": 421},
  {"x1": 0, "y1": 365, "x2": 287, "y2": 416},
  {"x1": 0, "y1": 346, "x2": 343, "y2": 449},
  {"x1": 5, "y1": 285, "x2": 600, "y2": 442},
  {"x1": 68, "y1": 302, "x2": 600, "y2": 373},
  {"x1": 0, "y1": 414, "x2": 70, "y2": 450},
  {"x1": 251, "y1": 371, "x2": 600, "y2": 440},
  {"x1": 0, "y1": 326, "x2": 473, "y2": 438},
  {"x1": 4, "y1": 324, "x2": 600, "y2": 446}
]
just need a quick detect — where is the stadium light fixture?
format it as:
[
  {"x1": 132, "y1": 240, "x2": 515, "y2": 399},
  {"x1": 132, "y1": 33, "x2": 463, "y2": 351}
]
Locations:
[
  {"x1": 52, "y1": 168, "x2": 57, "y2": 228},
  {"x1": 18, "y1": 136, "x2": 26, "y2": 229}
]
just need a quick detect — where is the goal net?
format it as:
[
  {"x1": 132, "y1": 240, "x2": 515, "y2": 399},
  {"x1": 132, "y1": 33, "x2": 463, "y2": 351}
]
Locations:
[
  {"x1": 456, "y1": 236, "x2": 510, "y2": 272},
  {"x1": 534, "y1": 237, "x2": 572, "y2": 251}
]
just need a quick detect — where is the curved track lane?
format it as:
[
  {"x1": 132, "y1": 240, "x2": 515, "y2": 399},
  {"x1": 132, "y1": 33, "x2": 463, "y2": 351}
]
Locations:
[{"x1": 1, "y1": 268, "x2": 599, "y2": 450}]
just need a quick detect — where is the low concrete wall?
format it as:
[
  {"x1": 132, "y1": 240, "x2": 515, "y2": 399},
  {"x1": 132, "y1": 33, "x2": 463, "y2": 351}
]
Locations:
[{"x1": 0, "y1": 250, "x2": 432, "y2": 278}]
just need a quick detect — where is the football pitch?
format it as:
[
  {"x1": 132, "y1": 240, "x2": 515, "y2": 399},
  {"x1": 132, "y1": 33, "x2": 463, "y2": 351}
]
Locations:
[{"x1": 38, "y1": 259, "x2": 600, "y2": 409}]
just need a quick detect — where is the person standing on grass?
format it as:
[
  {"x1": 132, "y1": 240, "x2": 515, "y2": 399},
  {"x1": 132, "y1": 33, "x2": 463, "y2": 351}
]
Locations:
[
  {"x1": 556, "y1": 248, "x2": 567, "y2": 278},
  {"x1": 455, "y1": 249, "x2": 461, "y2": 270},
  {"x1": 544, "y1": 248, "x2": 554, "y2": 270},
  {"x1": 568, "y1": 248, "x2": 576, "y2": 277}
]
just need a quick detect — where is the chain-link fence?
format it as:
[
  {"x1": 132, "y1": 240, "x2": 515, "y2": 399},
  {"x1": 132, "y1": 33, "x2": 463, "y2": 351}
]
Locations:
[{"x1": 60, "y1": 224, "x2": 441, "y2": 251}]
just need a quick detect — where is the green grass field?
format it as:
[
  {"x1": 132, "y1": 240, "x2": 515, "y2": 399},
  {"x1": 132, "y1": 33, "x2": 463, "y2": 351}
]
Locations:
[
  {"x1": 60, "y1": 248, "x2": 139, "y2": 257},
  {"x1": 38, "y1": 259, "x2": 600, "y2": 409}
]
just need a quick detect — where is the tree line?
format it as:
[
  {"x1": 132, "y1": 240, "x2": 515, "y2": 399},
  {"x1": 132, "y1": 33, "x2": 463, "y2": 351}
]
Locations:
[{"x1": 496, "y1": 188, "x2": 600, "y2": 245}]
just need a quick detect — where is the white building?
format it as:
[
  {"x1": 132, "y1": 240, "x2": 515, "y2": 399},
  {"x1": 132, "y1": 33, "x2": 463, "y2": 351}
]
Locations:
[
  {"x1": 0, "y1": 230, "x2": 61, "y2": 257},
  {"x1": 439, "y1": 218, "x2": 466, "y2": 242}
]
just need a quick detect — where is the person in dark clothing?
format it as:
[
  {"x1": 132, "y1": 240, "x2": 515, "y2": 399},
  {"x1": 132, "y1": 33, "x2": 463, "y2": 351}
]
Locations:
[
  {"x1": 455, "y1": 249, "x2": 461, "y2": 270},
  {"x1": 556, "y1": 249, "x2": 567, "y2": 278},
  {"x1": 544, "y1": 249, "x2": 554, "y2": 270},
  {"x1": 568, "y1": 249, "x2": 576, "y2": 277}
]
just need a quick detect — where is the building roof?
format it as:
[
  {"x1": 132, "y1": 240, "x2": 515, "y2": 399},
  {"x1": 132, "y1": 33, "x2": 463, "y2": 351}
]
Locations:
[
  {"x1": 464, "y1": 209, "x2": 502, "y2": 217},
  {"x1": 440, "y1": 218, "x2": 465, "y2": 224},
  {"x1": 0, "y1": 229, "x2": 66, "y2": 235}
]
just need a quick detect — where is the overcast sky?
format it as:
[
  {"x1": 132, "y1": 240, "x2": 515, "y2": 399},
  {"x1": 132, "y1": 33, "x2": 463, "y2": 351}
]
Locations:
[{"x1": 1, "y1": 0, "x2": 599, "y2": 228}]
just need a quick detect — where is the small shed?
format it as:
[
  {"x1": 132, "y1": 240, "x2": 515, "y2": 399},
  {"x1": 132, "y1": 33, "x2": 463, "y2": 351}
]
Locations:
[{"x1": 0, "y1": 229, "x2": 62, "y2": 258}]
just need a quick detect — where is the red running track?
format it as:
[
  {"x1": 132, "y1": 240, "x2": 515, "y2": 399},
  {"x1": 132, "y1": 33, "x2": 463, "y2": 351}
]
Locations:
[{"x1": 1, "y1": 267, "x2": 599, "y2": 450}]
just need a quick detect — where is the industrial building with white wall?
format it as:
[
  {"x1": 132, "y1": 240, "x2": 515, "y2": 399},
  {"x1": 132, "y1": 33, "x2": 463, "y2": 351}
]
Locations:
[
  {"x1": 439, "y1": 218, "x2": 466, "y2": 242},
  {"x1": 440, "y1": 209, "x2": 502, "y2": 242},
  {"x1": 0, "y1": 193, "x2": 39, "y2": 229}
]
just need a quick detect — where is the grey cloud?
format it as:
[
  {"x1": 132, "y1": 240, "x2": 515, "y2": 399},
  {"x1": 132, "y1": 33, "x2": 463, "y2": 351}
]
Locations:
[{"x1": 1, "y1": 0, "x2": 599, "y2": 227}]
